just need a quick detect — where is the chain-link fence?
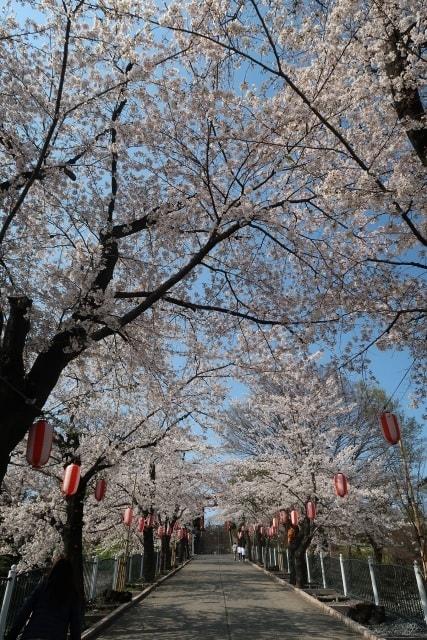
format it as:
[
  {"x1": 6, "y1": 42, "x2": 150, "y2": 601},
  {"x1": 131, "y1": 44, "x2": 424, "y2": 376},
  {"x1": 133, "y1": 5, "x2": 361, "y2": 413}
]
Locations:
[
  {"x1": 0, "y1": 550, "x2": 174, "y2": 638},
  {"x1": 374, "y1": 562, "x2": 425, "y2": 621},
  {"x1": 254, "y1": 543, "x2": 427, "y2": 625}
]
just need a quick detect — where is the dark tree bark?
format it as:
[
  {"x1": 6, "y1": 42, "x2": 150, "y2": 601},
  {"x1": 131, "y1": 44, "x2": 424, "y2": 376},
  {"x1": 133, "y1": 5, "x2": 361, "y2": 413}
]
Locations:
[
  {"x1": 385, "y1": 28, "x2": 427, "y2": 166},
  {"x1": 143, "y1": 527, "x2": 156, "y2": 582},
  {"x1": 161, "y1": 535, "x2": 172, "y2": 571},
  {"x1": 288, "y1": 519, "x2": 313, "y2": 588},
  {"x1": 63, "y1": 486, "x2": 86, "y2": 607}
]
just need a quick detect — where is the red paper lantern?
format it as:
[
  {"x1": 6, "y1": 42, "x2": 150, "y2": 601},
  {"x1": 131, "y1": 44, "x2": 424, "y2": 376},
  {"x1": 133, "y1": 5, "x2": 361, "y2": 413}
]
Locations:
[
  {"x1": 26, "y1": 419, "x2": 53, "y2": 468},
  {"x1": 306, "y1": 501, "x2": 316, "y2": 520},
  {"x1": 138, "y1": 517, "x2": 145, "y2": 532},
  {"x1": 123, "y1": 507, "x2": 133, "y2": 526},
  {"x1": 94, "y1": 479, "x2": 106, "y2": 501},
  {"x1": 379, "y1": 412, "x2": 401, "y2": 445},
  {"x1": 290, "y1": 510, "x2": 299, "y2": 526},
  {"x1": 334, "y1": 473, "x2": 348, "y2": 497},
  {"x1": 62, "y1": 463, "x2": 81, "y2": 496},
  {"x1": 279, "y1": 509, "x2": 288, "y2": 524}
]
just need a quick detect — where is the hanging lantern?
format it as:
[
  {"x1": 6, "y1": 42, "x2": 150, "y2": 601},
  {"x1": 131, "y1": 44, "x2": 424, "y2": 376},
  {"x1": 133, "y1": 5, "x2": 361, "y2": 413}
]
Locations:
[
  {"x1": 290, "y1": 510, "x2": 299, "y2": 526},
  {"x1": 123, "y1": 507, "x2": 133, "y2": 526},
  {"x1": 62, "y1": 463, "x2": 81, "y2": 496},
  {"x1": 94, "y1": 479, "x2": 107, "y2": 502},
  {"x1": 306, "y1": 501, "x2": 316, "y2": 520},
  {"x1": 379, "y1": 412, "x2": 401, "y2": 445},
  {"x1": 259, "y1": 526, "x2": 264, "y2": 535},
  {"x1": 272, "y1": 516, "x2": 278, "y2": 528},
  {"x1": 334, "y1": 473, "x2": 349, "y2": 497},
  {"x1": 138, "y1": 517, "x2": 145, "y2": 532},
  {"x1": 279, "y1": 509, "x2": 288, "y2": 524},
  {"x1": 26, "y1": 419, "x2": 53, "y2": 468}
]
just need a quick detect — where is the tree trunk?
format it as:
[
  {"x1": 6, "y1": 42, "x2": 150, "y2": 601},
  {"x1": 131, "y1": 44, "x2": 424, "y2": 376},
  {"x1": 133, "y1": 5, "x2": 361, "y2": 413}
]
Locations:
[
  {"x1": 62, "y1": 487, "x2": 86, "y2": 610},
  {"x1": 289, "y1": 520, "x2": 313, "y2": 587},
  {"x1": 294, "y1": 546, "x2": 308, "y2": 588},
  {"x1": 161, "y1": 535, "x2": 172, "y2": 571},
  {"x1": 143, "y1": 527, "x2": 156, "y2": 582},
  {"x1": 0, "y1": 404, "x2": 38, "y2": 490}
]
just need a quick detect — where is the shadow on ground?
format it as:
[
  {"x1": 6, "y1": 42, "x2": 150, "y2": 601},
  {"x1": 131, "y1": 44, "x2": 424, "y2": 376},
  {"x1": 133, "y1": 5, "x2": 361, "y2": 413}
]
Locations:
[{"x1": 98, "y1": 556, "x2": 363, "y2": 640}]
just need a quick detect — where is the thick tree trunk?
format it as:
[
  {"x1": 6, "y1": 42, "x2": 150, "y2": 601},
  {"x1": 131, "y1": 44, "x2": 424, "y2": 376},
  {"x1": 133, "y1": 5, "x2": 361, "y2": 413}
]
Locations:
[
  {"x1": 0, "y1": 294, "x2": 87, "y2": 490},
  {"x1": 143, "y1": 527, "x2": 156, "y2": 582},
  {"x1": 289, "y1": 520, "x2": 313, "y2": 587},
  {"x1": 161, "y1": 535, "x2": 172, "y2": 571},
  {"x1": 0, "y1": 404, "x2": 38, "y2": 490},
  {"x1": 62, "y1": 487, "x2": 86, "y2": 609},
  {"x1": 294, "y1": 546, "x2": 308, "y2": 588}
]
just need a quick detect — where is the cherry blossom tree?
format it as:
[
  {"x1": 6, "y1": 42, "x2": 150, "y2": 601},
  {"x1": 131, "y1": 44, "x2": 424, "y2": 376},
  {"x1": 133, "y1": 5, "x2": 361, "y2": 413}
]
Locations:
[
  {"x1": 217, "y1": 354, "x2": 400, "y2": 585},
  {"x1": 0, "y1": 358, "x2": 218, "y2": 598},
  {"x1": 0, "y1": 0, "x2": 336, "y2": 486},
  {"x1": 155, "y1": 0, "x2": 426, "y2": 382}
]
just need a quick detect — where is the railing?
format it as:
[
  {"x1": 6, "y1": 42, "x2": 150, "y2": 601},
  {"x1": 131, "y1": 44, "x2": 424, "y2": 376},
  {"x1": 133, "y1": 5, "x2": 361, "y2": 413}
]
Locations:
[
  {"x1": 257, "y1": 543, "x2": 427, "y2": 625},
  {"x1": 0, "y1": 550, "x2": 166, "y2": 639}
]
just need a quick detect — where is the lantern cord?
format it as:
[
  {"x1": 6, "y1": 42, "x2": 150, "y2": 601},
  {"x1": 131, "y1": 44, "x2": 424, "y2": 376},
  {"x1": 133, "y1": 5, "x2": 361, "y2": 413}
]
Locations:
[
  {"x1": 0, "y1": 372, "x2": 39, "y2": 407},
  {"x1": 382, "y1": 358, "x2": 417, "y2": 411},
  {"x1": 0, "y1": 372, "x2": 73, "y2": 432}
]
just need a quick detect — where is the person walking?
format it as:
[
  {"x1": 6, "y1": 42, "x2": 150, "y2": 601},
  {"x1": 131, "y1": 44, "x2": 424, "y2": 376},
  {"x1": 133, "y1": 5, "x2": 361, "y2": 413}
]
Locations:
[
  {"x1": 232, "y1": 542, "x2": 238, "y2": 560},
  {"x1": 6, "y1": 557, "x2": 81, "y2": 640}
]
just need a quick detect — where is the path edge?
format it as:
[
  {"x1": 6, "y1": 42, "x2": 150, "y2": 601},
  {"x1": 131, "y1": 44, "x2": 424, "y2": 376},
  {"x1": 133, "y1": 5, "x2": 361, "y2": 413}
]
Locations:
[
  {"x1": 82, "y1": 558, "x2": 192, "y2": 639},
  {"x1": 249, "y1": 561, "x2": 387, "y2": 640}
]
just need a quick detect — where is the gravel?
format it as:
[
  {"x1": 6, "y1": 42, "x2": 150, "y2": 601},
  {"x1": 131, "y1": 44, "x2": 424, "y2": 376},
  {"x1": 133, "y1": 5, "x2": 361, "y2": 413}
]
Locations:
[{"x1": 369, "y1": 615, "x2": 427, "y2": 638}]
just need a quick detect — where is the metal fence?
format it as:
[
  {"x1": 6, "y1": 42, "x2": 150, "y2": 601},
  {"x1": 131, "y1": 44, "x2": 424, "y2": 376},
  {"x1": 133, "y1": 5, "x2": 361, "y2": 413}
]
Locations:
[
  {"x1": 258, "y1": 544, "x2": 427, "y2": 625},
  {"x1": 0, "y1": 550, "x2": 165, "y2": 639}
]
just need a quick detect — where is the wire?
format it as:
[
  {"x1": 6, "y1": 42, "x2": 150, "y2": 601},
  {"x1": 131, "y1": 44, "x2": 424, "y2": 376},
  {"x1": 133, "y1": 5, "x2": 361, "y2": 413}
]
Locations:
[
  {"x1": 382, "y1": 358, "x2": 418, "y2": 411},
  {"x1": 0, "y1": 372, "x2": 71, "y2": 431}
]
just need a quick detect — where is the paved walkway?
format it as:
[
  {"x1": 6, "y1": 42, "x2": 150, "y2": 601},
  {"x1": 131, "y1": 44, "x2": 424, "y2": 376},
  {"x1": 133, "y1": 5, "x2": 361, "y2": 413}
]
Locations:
[{"x1": 97, "y1": 555, "x2": 364, "y2": 639}]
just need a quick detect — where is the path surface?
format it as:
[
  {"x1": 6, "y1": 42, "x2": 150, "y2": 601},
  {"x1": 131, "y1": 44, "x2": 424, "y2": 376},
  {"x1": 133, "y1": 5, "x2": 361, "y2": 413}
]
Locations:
[{"x1": 97, "y1": 555, "x2": 364, "y2": 639}]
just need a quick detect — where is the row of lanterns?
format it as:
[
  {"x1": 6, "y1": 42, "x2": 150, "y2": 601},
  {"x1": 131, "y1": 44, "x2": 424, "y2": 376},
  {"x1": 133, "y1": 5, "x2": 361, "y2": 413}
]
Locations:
[
  {"x1": 25, "y1": 412, "x2": 402, "y2": 499},
  {"x1": 26, "y1": 420, "x2": 107, "y2": 498},
  {"x1": 61, "y1": 462, "x2": 107, "y2": 499},
  {"x1": 254, "y1": 472, "x2": 349, "y2": 534},
  {"x1": 122, "y1": 510, "x2": 189, "y2": 539}
]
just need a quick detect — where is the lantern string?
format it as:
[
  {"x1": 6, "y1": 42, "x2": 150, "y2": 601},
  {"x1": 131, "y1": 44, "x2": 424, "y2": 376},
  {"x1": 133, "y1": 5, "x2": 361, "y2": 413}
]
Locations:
[
  {"x1": 0, "y1": 372, "x2": 75, "y2": 432},
  {"x1": 382, "y1": 357, "x2": 417, "y2": 411}
]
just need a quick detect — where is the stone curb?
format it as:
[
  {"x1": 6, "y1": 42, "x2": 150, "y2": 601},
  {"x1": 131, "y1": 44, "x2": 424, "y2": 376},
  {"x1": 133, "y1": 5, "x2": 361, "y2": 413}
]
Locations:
[
  {"x1": 82, "y1": 558, "x2": 192, "y2": 639},
  {"x1": 249, "y1": 561, "x2": 387, "y2": 640}
]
